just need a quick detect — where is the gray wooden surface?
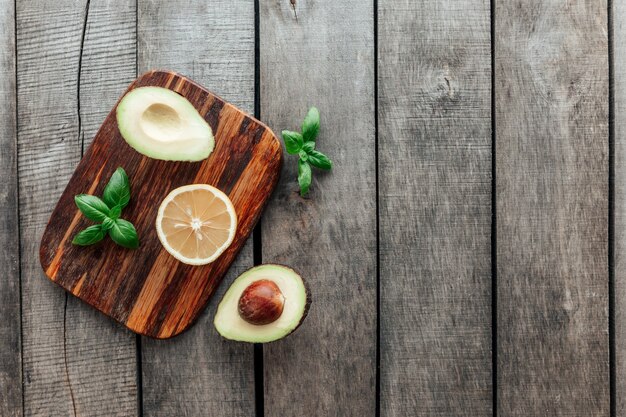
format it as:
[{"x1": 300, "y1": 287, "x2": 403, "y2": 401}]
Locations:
[
  {"x1": 259, "y1": 1, "x2": 376, "y2": 416},
  {"x1": 0, "y1": 0, "x2": 20, "y2": 416},
  {"x1": 378, "y1": 0, "x2": 493, "y2": 414},
  {"x1": 0, "y1": 0, "x2": 619, "y2": 416},
  {"x1": 17, "y1": 1, "x2": 137, "y2": 416},
  {"x1": 615, "y1": 0, "x2": 626, "y2": 415},
  {"x1": 496, "y1": 0, "x2": 609, "y2": 415}
]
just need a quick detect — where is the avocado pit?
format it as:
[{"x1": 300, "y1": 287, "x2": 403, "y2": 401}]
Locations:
[
  {"x1": 238, "y1": 279, "x2": 285, "y2": 325},
  {"x1": 214, "y1": 264, "x2": 310, "y2": 343}
]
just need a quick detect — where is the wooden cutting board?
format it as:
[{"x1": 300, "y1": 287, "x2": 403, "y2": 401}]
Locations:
[{"x1": 39, "y1": 70, "x2": 282, "y2": 338}]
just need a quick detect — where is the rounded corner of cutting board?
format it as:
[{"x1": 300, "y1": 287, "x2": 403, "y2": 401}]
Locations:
[{"x1": 266, "y1": 126, "x2": 284, "y2": 155}]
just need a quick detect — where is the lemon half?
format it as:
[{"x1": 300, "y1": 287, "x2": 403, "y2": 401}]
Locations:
[{"x1": 156, "y1": 184, "x2": 237, "y2": 265}]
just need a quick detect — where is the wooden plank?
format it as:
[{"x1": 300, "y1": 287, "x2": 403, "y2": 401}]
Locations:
[
  {"x1": 138, "y1": 0, "x2": 256, "y2": 414},
  {"x1": 0, "y1": 1, "x2": 21, "y2": 416},
  {"x1": 259, "y1": 1, "x2": 376, "y2": 415},
  {"x1": 378, "y1": 0, "x2": 492, "y2": 415},
  {"x1": 80, "y1": 0, "x2": 137, "y2": 150},
  {"x1": 495, "y1": 0, "x2": 609, "y2": 415},
  {"x1": 614, "y1": 0, "x2": 626, "y2": 414},
  {"x1": 17, "y1": 1, "x2": 138, "y2": 415}
]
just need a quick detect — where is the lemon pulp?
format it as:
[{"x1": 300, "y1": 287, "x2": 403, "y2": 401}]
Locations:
[{"x1": 156, "y1": 185, "x2": 237, "y2": 265}]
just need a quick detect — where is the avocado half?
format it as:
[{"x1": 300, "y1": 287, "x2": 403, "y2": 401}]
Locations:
[
  {"x1": 116, "y1": 86, "x2": 214, "y2": 161},
  {"x1": 214, "y1": 264, "x2": 311, "y2": 343}
]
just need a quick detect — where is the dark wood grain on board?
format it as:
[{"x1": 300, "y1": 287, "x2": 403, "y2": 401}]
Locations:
[
  {"x1": 496, "y1": 0, "x2": 609, "y2": 415},
  {"x1": 137, "y1": 1, "x2": 257, "y2": 415},
  {"x1": 378, "y1": 0, "x2": 493, "y2": 415},
  {"x1": 260, "y1": 1, "x2": 377, "y2": 416},
  {"x1": 39, "y1": 70, "x2": 282, "y2": 339},
  {"x1": 0, "y1": 1, "x2": 21, "y2": 415},
  {"x1": 614, "y1": 0, "x2": 626, "y2": 414}
]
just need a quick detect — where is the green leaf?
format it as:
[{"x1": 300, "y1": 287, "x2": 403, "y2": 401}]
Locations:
[
  {"x1": 301, "y1": 107, "x2": 320, "y2": 143},
  {"x1": 101, "y1": 217, "x2": 115, "y2": 231},
  {"x1": 307, "y1": 150, "x2": 333, "y2": 170},
  {"x1": 109, "y1": 205, "x2": 122, "y2": 220},
  {"x1": 298, "y1": 159, "x2": 312, "y2": 196},
  {"x1": 72, "y1": 225, "x2": 106, "y2": 246},
  {"x1": 109, "y1": 219, "x2": 139, "y2": 249},
  {"x1": 74, "y1": 194, "x2": 110, "y2": 222},
  {"x1": 282, "y1": 130, "x2": 304, "y2": 154},
  {"x1": 299, "y1": 150, "x2": 308, "y2": 161},
  {"x1": 302, "y1": 141, "x2": 315, "y2": 153},
  {"x1": 103, "y1": 167, "x2": 131, "y2": 209}
]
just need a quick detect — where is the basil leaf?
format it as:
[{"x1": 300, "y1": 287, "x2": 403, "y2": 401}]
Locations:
[
  {"x1": 302, "y1": 141, "x2": 315, "y2": 153},
  {"x1": 299, "y1": 150, "x2": 308, "y2": 162},
  {"x1": 109, "y1": 219, "x2": 139, "y2": 249},
  {"x1": 298, "y1": 159, "x2": 312, "y2": 196},
  {"x1": 101, "y1": 217, "x2": 115, "y2": 231},
  {"x1": 72, "y1": 225, "x2": 105, "y2": 246},
  {"x1": 103, "y1": 167, "x2": 131, "y2": 209},
  {"x1": 307, "y1": 150, "x2": 333, "y2": 170},
  {"x1": 301, "y1": 107, "x2": 320, "y2": 143},
  {"x1": 282, "y1": 130, "x2": 304, "y2": 154},
  {"x1": 74, "y1": 194, "x2": 110, "y2": 222},
  {"x1": 109, "y1": 205, "x2": 122, "y2": 220}
]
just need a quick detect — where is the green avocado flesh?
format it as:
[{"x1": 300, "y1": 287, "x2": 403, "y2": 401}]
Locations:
[
  {"x1": 116, "y1": 86, "x2": 214, "y2": 161},
  {"x1": 214, "y1": 264, "x2": 309, "y2": 343}
]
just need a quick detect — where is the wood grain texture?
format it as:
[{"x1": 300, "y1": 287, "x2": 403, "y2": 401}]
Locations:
[
  {"x1": 496, "y1": 0, "x2": 609, "y2": 415},
  {"x1": 18, "y1": 1, "x2": 137, "y2": 416},
  {"x1": 0, "y1": 1, "x2": 21, "y2": 416},
  {"x1": 63, "y1": 2, "x2": 140, "y2": 415},
  {"x1": 378, "y1": 0, "x2": 493, "y2": 415},
  {"x1": 137, "y1": 1, "x2": 257, "y2": 415},
  {"x1": 614, "y1": 0, "x2": 626, "y2": 414},
  {"x1": 40, "y1": 70, "x2": 281, "y2": 339},
  {"x1": 260, "y1": 1, "x2": 376, "y2": 416},
  {"x1": 17, "y1": 1, "x2": 139, "y2": 415}
]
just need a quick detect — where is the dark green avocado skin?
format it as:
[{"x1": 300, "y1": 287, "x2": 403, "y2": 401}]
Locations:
[{"x1": 291, "y1": 269, "x2": 311, "y2": 334}]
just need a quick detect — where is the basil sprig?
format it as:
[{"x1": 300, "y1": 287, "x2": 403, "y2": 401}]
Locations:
[
  {"x1": 281, "y1": 107, "x2": 332, "y2": 196},
  {"x1": 72, "y1": 167, "x2": 139, "y2": 249}
]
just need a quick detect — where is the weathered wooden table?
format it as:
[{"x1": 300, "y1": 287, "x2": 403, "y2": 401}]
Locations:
[{"x1": 0, "y1": 0, "x2": 623, "y2": 416}]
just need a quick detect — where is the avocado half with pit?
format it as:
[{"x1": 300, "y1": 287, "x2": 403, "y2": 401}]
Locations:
[
  {"x1": 214, "y1": 264, "x2": 310, "y2": 343},
  {"x1": 116, "y1": 86, "x2": 214, "y2": 161}
]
